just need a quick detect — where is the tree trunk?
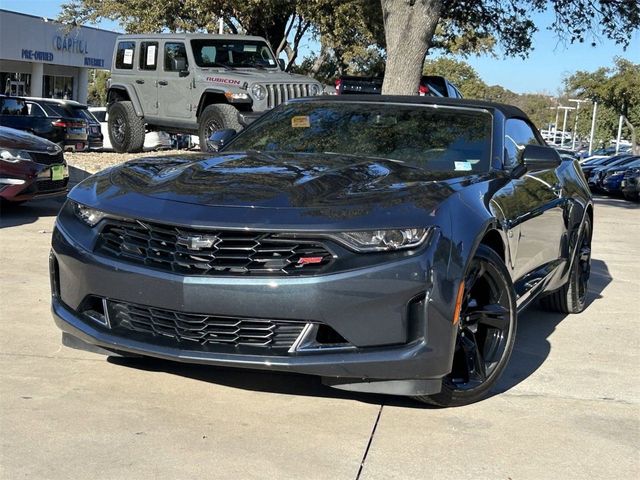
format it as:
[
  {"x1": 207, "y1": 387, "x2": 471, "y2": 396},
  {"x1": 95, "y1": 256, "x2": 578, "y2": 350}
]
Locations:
[
  {"x1": 380, "y1": 0, "x2": 442, "y2": 95},
  {"x1": 310, "y1": 41, "x2": 329, "y2": 76}
]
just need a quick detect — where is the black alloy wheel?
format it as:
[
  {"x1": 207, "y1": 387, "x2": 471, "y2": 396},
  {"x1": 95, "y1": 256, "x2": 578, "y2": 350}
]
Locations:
[{"x1": 416, "y1": 244, "x2": 517, "y2": 407}]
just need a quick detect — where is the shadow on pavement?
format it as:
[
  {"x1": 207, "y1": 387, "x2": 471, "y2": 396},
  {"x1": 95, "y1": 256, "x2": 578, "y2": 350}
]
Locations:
[
  {"x1": 593, "y1": 195, "x2": 639, "y2": 209},
  {"x1": 107, "y1": 259, "x2": 612, "y2": 408},
  {"x1": 0, "y1": 196, "x2": 65, "y2": 228},
  {"x1": 495, "y1": 258, "x2": 612, "y2": 394}
]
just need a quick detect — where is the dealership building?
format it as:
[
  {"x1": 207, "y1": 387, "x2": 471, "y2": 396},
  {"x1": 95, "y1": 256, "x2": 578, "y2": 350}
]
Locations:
[{"x1": 0, "y1": 9, "x2": 118, "y2": 104}]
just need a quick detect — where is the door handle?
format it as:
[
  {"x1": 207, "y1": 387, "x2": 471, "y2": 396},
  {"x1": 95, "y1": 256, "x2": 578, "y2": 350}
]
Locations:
[
  {"x1": 158, "y1": 80, "x2": 168, "y2": 86},
  {"x1": 135, "y1": 79, "x2": 145, "y2": 84}
]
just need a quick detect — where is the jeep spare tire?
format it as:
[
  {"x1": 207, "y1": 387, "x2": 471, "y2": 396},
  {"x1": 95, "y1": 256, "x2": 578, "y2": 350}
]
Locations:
[
  {"x1": 108, "y1": 101, "x2": 146, "y2": 153},
  {"x1": 199, "y1": 104, "x2": 242, "y2": 152}
]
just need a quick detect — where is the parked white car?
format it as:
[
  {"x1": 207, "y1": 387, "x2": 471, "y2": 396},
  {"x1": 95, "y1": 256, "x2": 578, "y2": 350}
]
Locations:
[{"x1": 88, "y1": 107, "x2": 172, "y2": 151}]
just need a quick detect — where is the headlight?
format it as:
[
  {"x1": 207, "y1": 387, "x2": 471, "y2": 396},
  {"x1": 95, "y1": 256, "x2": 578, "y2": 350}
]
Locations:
[
  {"x1": 72, "y1": 201, "x2": 108, "y2": 227},
  {"x1": 332, "y1": 228, "x2": 430, "y2": 252},
  {"x1": 251, "y1": 84, "x2": 266, "y2": 100},
  {"x1": 224, "y1": 91, "x2": 249, "y2": 102},
  {"x1": 0, "y1": 149, "x2": 32, "y2": 163},
  {"x1": 309, "y1": 84, "x2": 321, "y2": 96}
]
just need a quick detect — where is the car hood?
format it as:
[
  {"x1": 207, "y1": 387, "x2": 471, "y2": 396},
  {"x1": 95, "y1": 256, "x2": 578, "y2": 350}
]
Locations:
[
  {"x1": 107, "y1": 152, "x2": 472, "y2": 209},
  {"x1": 0, "y1": 126, "x2": 60, "y2": 152},
  {"x1": 197, "y1": 69, "x2": 319, "y2": 85},
  {"x1": 71, "y1": 152, "x2": 489, "y2": 230}
]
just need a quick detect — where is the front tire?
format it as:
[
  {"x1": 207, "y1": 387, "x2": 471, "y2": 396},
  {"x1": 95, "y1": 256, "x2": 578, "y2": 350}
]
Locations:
[
  {"x1": 108, "y1": 101, "x2": 145, "y2": 153},
  {"x1": 416, "y1": 245, "x2": 517, "y2": 407},
  {"x1": 198, "y1": 104, "x2": 242, "y2": 152}
]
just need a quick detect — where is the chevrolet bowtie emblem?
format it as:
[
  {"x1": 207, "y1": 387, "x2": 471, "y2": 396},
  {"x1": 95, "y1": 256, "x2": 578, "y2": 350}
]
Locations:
[{"x1": 177, "y1": 234, "x2": 220, "y2": 251}]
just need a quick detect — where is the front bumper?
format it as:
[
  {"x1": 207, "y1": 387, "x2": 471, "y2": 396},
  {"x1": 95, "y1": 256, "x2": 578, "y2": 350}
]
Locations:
[{"x1": 51, "y1": 220, "x2": 457, "y2": 395}]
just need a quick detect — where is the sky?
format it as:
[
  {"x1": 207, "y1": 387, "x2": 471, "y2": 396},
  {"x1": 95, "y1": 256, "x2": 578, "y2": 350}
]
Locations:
[{"x1": 2, "y1": 0, "x2": 638, "y2": 95}]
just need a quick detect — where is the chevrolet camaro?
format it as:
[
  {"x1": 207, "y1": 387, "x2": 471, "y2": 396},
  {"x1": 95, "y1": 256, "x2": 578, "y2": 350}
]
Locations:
[{"x1": 51, "y1": 96, "x2": 593, "y2": 406}]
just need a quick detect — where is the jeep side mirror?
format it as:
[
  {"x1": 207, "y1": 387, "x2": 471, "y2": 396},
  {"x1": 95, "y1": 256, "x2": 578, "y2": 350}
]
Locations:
[
  {"x1": 522, "y1": 144, "x2": 562, "y2": 170},
  {"x1": 278, "y1": 58, "x2": 286, "y2": 71},
  {"x1": 208, "y1": 128, "x2": 237, "y2": 152},
  {"x1": 172, "y1": 57, "x2": 187, "y2": 72}
]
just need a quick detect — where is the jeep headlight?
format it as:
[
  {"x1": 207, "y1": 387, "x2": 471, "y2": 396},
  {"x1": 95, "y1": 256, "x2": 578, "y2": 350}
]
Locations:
[
  {"x1": 251, "y1": 84, "x2": 266, "y2": 100},
  {"x1": 72, "y1": 201, "x2": 108, "y2": 227},
  {"x1": 0, "y1": 149, "x2": 32, "y2": 163},
  {"x1": 309, "y1": 84, "x2": 321, "y2": 96},
  {"x1": 331, "y1": 228, "x2": 430, "y2": 252}
]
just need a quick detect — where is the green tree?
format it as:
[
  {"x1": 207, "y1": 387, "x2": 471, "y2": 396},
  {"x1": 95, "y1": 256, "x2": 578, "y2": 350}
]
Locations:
[
  {"x1": 565, "y1": 58, "x2": 640, "y2": 150},
  {"x1": 87, "y1": 70, "x2": 110, "y2": 106}
]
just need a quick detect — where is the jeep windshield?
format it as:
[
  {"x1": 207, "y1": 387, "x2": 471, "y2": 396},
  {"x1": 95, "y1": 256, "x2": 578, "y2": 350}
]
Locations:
[
  {"x1": 229, "y1": 101, "x2": 493, "y2": 173},
  {"x1": 191, "y1": 39, "x2": 278, "y2": 69}
]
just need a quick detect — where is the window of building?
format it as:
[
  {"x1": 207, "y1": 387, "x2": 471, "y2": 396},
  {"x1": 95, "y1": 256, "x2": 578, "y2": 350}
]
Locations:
[
  {"x1": 504, "y1": 118, "x2": 540, "y2": 167},
  {"x1": 43, "y1": 76, "x2": 74, "y2": 100},
  {"x1": 139, "y1": 42, "x2": 158, "y2": 70},
  {"x1": 115, "y1": 41, "x2": 136, "y2": 70},
  {"x1": 1, "y1": 72, "x2": 31, "y2": 96},
  {"x1": 164, "y1": 42, "x2": 188, "y2": 71}
]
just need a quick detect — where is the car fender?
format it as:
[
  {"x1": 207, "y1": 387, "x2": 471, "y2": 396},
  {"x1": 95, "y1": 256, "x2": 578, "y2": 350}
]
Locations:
[{"x1": 108, "y1": 84, "x2": 144, "y2": 117}]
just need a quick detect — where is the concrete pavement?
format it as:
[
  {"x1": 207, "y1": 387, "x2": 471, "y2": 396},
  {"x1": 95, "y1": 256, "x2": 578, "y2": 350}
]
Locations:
[{"x1": 1, "y1": 196, "x2": 638, "y2": 479}]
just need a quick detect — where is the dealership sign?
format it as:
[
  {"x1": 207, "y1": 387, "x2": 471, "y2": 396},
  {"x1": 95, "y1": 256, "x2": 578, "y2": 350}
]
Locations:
[{"x1": 53, "y1": 35, "x2": 89, "y2": 54}]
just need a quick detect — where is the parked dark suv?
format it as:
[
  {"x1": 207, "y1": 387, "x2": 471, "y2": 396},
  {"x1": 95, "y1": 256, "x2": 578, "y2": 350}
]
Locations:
[
  {"x1": 25, "y1": 98, "x2": 103, "y2": 150},
  {"x1": 0, "y1": 95, "x2": 88, "y2": 151}
]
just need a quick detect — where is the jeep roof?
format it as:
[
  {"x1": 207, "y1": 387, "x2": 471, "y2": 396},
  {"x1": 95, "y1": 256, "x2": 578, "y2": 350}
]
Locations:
[{"x1": 115, "y1": 33, "x2": 270, "y2": 43}]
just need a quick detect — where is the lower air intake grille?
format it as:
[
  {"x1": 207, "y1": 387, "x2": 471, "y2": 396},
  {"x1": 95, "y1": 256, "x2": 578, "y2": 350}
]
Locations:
[{"x1": 109, "y1": 301, "x2": 307, "y2": 352}]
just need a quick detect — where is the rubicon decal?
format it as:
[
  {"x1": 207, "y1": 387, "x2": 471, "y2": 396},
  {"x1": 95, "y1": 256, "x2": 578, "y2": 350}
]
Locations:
[{"x1": 206, "y1": 77, "x2": 241, "y2": 85}]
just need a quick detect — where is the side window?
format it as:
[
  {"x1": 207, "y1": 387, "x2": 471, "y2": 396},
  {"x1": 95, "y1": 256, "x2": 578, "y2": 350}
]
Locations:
[
  {"x1": 164, "y1": 42, "x2": 188, "y2": 72},
  {"x1": 504, "y1": 118, "x2": 540, "y2": 167},
  {"x1": 115, "y1": 41, "x2": 136, "y2": 70},
  {"x1": 27, "y1": 102, "x2": 46, "y2": 116},
  {"x1": 0, "y1": 98, "x2": 27, "y2": 115},
  {"x1": 139, "y1": 42, "x2": 158, "y2": 70}
]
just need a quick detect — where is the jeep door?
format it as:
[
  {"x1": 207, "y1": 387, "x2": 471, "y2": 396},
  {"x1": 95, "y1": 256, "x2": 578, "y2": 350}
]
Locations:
[
  {"x1": 158, "y1": 41, "x2": 193, "y2": 120},
  {"x1": 136, "y1": 41, "x2": 159, "y2": 118}
]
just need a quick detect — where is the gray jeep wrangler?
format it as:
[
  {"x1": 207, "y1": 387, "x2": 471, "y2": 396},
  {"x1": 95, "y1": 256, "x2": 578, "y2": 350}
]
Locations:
[{"x1": 107, "y1": 33, "x2": 323, "y2": 152}]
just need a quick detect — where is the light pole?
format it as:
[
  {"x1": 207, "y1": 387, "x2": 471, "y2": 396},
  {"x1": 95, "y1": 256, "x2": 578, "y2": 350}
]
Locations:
[
  {"x1": 589, "y1": 101, "x2": 598, "y2": 155},
  {"x1": 557, "y1": 106, "x2": 575, "y2": 147},
  {"x1": 568, "y1": 99, "x2": 589, "y2": 150}
]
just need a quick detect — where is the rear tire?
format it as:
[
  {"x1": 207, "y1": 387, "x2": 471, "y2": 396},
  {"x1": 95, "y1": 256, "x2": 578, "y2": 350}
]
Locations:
[
  {"x1": 415, "y1": 244, "x2": 517, "y2": 407},
  {"x1": 108, "y1": 101, "x2": 145, "y2": 153},
  {"x1": 540, "y1": 215, "x2": 592, "y2": 314},
  {"x1": 198, "y1": 104, "x2": 242, "y2": 152}
]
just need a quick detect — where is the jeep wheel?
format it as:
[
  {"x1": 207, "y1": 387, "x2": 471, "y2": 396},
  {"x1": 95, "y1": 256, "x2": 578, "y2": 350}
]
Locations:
[
  {"x1": 108, "y1": 101, "x2": 145, "y2": 153},
  {"x1": 199, "y1": 104, "x2": 242, "y2": 152}
]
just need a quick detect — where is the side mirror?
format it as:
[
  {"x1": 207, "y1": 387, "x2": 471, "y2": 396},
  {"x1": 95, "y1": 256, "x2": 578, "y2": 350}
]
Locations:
[
  {"x1": 172, "y1": 57, "x2": 187, "y2": 72},
  {"x1": 278, "y1": 58, "x2": 286, "y2": 71},
  {"x1": 522, "y1": 144, "x2": 562, "y2": 170},
  {"x1": 207, "y1": 128, "x2": 237, "y2": 152}
]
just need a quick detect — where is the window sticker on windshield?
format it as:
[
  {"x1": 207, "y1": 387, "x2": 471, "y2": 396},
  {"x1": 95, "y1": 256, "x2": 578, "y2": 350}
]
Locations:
[
  {"x1": 244, "y1": 45, "x2": 257, "y2": 52},
  {"x1": 454, "y1": 161, "x2": 472, "y2": 171},
  {"x1": 291, "y1": 116, "x2": 310, "y2": 128},
  {"x1": 268, "y1": 59, "x2": 275, "y2": 65},
  {"x1": 146, "y1": 45, "x2": 156, "y2": 65},
  {"x1": 123, "y1": 49, "x2": 133, "y2": 64}
]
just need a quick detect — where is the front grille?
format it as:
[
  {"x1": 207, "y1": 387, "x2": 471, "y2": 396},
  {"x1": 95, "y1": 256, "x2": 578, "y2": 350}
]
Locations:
[
  {"x1": 31, "y1": 151, "x2": 65, "y2": 166},
  {"x1": 109, "y1": 300, "x2": 306, "y2": 351},
  {"x1": 96, "y1": 219, "x2": 334, "y2": 276},
  {"x1": 265, "y1": 83, "x2": 311, "y2": 109}
]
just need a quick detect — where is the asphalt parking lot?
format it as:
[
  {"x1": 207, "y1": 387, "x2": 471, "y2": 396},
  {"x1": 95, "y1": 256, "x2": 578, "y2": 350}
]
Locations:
[{"x1": 1, "y1": 194, "x2": 638, "y2": 480}]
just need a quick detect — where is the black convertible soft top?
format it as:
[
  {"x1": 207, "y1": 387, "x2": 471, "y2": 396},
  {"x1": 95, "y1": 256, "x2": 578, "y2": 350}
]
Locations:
[{"x1": 292, "y1": 94, "x2": 530, "y2": 121}]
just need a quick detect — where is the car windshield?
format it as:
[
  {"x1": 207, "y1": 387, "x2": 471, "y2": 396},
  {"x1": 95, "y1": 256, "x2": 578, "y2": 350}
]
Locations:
[
  {"x1": 229, "y1": 101, "x2": 493, "y2": 173},
  {"x1": 191, "y1": 39, "x2": 277, "y2": 69}
]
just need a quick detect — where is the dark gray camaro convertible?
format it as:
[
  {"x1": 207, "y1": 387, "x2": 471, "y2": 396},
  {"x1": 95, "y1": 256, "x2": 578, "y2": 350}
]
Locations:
[{"x1": 51, "y1": 96, "x2": 593, "y2": 406}]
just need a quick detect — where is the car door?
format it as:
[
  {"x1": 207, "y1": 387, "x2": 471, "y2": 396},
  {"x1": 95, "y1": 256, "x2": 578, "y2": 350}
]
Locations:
[
  {"x1": 498, "y1": 118, "x2": 566, "y2": 285},
  {"x1": 158, "y1": 41, "x2": 193, "y2": 120},
  {"x1": 136, "y1": 41, "x2": 159, "y2": 118}
]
